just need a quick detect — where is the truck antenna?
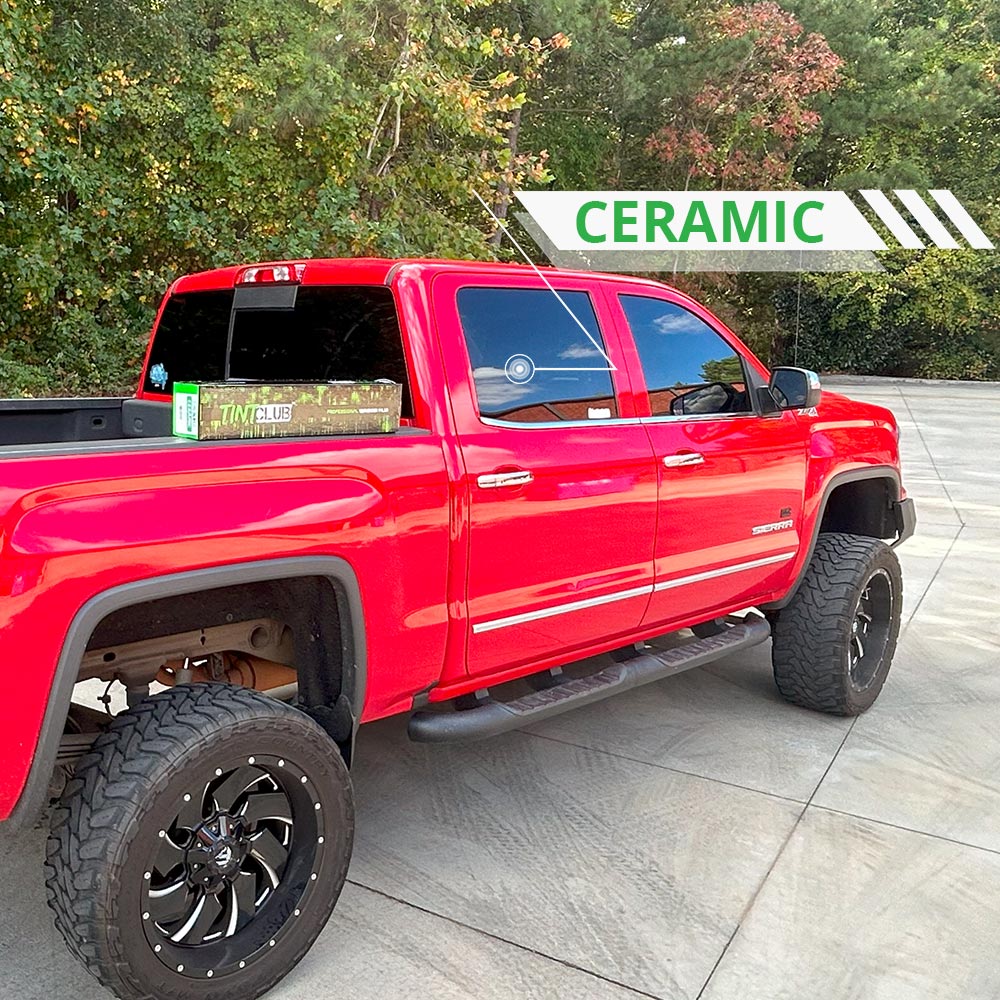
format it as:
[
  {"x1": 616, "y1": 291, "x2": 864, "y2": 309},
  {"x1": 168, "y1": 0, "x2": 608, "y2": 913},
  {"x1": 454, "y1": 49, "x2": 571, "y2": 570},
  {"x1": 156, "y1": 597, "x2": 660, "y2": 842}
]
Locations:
[{"x1": 473, "y1": 190, "x2": 615, "y2": 369}]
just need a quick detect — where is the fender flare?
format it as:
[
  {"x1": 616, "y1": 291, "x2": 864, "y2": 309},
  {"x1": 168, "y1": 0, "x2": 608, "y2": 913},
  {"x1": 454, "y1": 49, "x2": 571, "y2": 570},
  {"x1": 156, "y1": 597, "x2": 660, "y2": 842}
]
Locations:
[
  {"x1": 9, "y1": 556, "x2": 366, "y2": 831},
  {"x1": 761, "y1": 466, "x2": 903, "y2": 612}
]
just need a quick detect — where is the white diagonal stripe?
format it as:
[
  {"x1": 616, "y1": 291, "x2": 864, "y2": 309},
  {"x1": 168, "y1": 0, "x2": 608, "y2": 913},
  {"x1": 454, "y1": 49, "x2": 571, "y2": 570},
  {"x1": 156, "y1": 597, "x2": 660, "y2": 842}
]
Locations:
[
  {"x1": 473, "y1": 190, "x2": 615, "y2": 367},
  {"x1": 859, "y1": 190, "x2": 924, "y2": 248},
  {"x1": 893, "y1": 190, "x2": 959, "y2": 248},
  {"x1": 927, "y1": 189, "x2": 995, "y2": 249}
]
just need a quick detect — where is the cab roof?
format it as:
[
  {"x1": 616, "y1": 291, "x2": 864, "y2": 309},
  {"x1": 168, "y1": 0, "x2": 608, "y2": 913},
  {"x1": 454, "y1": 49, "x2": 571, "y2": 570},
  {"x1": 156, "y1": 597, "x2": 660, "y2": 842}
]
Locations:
[{"x1": 171, "y1": 256, "x2": 678, "y2": 295}]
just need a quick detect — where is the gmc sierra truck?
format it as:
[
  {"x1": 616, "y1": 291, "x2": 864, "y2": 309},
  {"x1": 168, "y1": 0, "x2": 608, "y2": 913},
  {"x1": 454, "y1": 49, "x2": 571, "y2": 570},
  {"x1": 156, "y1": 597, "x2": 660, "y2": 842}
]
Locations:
[{"x1": 0, "y1": 257, "x2": 915, "y2": 1000}]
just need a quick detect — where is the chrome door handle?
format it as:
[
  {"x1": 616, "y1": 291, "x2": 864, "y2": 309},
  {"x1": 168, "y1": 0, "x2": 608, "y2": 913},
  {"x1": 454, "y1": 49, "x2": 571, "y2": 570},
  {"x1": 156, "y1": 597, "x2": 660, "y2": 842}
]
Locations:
[
  {"x1": 663, "y1": 452, "x2": 705, "y2": 468},
  {"x1": 477, "y1": 470, "x2": 534, "y2": 488}
]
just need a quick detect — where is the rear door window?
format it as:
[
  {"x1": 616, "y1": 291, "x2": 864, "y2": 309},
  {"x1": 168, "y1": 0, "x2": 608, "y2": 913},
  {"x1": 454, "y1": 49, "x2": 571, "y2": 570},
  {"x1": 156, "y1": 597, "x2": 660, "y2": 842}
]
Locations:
[{"x1": 456, "y1": 287, "x2": 618, "y2": 423}]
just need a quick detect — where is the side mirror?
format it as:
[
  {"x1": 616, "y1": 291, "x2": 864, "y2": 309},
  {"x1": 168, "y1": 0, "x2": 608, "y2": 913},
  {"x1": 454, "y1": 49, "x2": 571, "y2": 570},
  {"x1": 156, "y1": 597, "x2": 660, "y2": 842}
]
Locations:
[{"x1": 768, "y1": 367, "x2": 822, "y2": 410}]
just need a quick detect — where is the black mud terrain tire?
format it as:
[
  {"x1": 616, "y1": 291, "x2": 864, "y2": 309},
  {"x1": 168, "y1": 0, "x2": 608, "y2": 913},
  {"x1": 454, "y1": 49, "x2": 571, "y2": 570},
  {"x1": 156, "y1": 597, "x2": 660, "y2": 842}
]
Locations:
[
  {"x1": 46, "y1": 684, "x2": 354, "y2": 1000},
  {"x1": 771, "y1": 532, "x2": 902, "y2": 715}
]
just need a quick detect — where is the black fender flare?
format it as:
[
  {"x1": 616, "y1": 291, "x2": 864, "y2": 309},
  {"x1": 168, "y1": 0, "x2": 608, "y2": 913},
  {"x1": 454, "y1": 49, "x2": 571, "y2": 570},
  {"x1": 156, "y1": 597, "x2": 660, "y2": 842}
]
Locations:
[
  {"x1": 761, "y1": 466, "x2": 905, "y2": 612},
  {"x1": 8, "y1": 556, "x2": 366, "y2": 832}
]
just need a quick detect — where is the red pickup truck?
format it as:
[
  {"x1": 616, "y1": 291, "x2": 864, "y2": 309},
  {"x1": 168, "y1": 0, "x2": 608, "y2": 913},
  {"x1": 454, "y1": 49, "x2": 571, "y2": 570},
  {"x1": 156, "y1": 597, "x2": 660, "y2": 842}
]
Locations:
[{"x1": 1, "y1": 257, "x2": 914, "y2": 1000}]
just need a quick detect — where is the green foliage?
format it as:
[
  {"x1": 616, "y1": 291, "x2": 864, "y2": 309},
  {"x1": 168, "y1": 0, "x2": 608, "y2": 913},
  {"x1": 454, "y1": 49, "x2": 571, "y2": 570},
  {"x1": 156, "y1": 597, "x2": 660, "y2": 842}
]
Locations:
[
  {"x1": 0, "y1": 0, "x2": 560, "y2": 394},
  {"x1": 1, "y1": 0, "x2": 999, "y2": 394},
  {"x1": 522, "y1": 0, "x2": 1000, "y2": 381},
  {"x1": 775, "y1": 243, "x2": 1000, "y2": 378},
  {"x1": 775, "y1": 0, "x2": 1000, "y2": 377},
  {"x1": 701, "y1": 355, "x2": 747, "y2": 382}
]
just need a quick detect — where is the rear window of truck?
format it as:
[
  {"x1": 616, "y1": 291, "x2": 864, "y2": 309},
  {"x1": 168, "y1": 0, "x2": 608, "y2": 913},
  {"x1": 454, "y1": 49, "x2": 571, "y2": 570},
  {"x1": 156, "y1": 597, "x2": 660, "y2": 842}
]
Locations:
[{"x1": 146, "y1": 285, "x2": 412, "y2": 414}]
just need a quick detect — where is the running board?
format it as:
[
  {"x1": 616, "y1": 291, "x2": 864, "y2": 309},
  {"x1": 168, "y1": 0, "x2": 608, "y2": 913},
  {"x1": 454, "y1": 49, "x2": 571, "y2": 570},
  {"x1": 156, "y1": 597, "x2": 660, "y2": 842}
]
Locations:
[{"x1": 407, "y1": 615, "x2": 771, "y2": 743}]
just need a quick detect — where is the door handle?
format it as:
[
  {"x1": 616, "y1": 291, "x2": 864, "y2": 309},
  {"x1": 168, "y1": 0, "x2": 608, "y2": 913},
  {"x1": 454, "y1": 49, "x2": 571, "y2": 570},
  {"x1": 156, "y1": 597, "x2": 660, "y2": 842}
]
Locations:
[
  {"x1": 663, "y1": 452, "x2": 705, "y2": 468},
  {"x1": 477, "y1": 470, "x2": 534, "y2": 489}
]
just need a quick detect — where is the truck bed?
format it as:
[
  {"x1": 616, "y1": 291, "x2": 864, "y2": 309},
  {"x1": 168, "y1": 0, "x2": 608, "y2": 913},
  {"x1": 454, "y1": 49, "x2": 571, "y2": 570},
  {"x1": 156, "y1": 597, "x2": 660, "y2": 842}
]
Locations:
[
  {"x1": 0, "y1": 397, "x2": 172, "y2": 449},
  {"x1": 0, "y1": 400, "x2": 425, "y2": 461}
]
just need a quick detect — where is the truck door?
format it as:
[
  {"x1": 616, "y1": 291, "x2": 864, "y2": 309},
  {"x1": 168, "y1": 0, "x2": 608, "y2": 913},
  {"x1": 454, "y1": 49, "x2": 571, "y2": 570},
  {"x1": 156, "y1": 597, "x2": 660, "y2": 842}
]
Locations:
[
  {"x1": 609, "y1": 291, "x2": 809, "y2": 630},
  {"x1": 432, "y1": 272, "x2": 658, "y2": 679}
]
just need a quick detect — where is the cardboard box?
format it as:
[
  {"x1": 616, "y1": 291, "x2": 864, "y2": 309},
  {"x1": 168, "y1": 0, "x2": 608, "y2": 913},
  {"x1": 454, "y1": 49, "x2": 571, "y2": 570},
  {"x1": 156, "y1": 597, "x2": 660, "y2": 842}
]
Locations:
[{"x1": 172, "y1": 381, "x2": 402, "y2": 440}]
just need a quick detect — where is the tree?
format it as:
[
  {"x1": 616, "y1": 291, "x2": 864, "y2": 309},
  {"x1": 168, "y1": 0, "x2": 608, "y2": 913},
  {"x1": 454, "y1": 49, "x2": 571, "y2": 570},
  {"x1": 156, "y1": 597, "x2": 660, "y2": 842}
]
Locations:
[
  {"x1": 646, "y1": 2, "x2": 844, "y2": 187},
  {"x1": 701, "y1": 355, "x2": 747, "y2": 383},
  {"x1": 0, "y1": 0, "x2": 564, "y2": 394},
  {"x1": 3, "y1": 0, "x2": 999, "y2": 393},
  {"x1": 774, "y1": 0, "x2": 1000, "y2": 377}
]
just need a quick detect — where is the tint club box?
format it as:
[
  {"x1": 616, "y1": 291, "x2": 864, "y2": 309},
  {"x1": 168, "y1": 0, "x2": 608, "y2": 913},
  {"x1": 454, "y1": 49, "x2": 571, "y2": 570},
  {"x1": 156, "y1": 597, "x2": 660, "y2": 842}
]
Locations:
[{"x1": 172, "y1": 382, "x2": 402, "y2": 440}]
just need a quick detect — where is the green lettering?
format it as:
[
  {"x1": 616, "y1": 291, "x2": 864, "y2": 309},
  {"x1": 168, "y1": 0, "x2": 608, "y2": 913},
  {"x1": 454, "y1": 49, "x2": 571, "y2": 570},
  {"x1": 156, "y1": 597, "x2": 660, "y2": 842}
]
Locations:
[
  {"x1": 722, "y1": 201, "x2": 766, "y2": 243},
  {"x1": 219, "y1": 403, "x2": 232, "y2": 421},
  {"x1": 613, "y1": 200, "x2": 639, "y2": 243},
  {"x1": 793, "y1": 201, "x2": 824, "y2": 243},
  {"x1": 645, "y1": 201, "x2": 677, "y2": 243},
  {"x1": 679, "y1": 201, "x2": 716, "y2": 242},
  {"x1": 576, "y1": 200, "x2": 607, "y2": 244},
  {"x1": 775, "y1": 201, "x2": 786, "y2": 242}
]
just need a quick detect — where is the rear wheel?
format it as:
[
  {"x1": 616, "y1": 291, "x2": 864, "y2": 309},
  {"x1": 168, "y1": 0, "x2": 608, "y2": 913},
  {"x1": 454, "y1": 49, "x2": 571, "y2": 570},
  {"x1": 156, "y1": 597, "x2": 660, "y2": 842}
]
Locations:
[
  {"x1": 46, "y1": 684, "x2": 353, "y2": 1000},
  {"x1": 771, "y1": 532, "x2": 902, "y2": 715}
]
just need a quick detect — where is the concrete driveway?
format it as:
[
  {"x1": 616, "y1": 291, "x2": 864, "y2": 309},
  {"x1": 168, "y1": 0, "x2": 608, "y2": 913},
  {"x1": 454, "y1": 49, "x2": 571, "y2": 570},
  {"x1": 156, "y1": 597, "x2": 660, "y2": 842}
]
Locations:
[{"x1": 2, "y1": 377, "x2": 998, "y2": 1000}]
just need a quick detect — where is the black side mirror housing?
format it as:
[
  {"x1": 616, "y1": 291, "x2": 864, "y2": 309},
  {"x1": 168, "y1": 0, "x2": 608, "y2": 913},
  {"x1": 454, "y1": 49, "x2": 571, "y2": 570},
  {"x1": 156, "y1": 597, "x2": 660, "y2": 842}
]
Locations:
[{"x1": 768, "y1": 367, "x2": 822, "y2": 410}]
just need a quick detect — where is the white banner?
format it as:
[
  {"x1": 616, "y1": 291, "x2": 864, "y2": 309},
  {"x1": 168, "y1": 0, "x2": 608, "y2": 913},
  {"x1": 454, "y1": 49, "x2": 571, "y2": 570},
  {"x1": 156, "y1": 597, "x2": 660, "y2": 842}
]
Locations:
[
  {"x1": 512, "y1": 189, "x2": 992, "y2": 271},
  {"x1": 516, "y1": 191, "x2": 888, "y2": 252}
]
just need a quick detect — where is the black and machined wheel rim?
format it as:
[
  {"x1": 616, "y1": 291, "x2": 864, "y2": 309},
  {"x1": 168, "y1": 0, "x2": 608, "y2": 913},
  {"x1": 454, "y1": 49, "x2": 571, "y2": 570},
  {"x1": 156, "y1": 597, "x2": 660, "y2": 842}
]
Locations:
[
  {"x1": 141, "y1": 754, "x2": 326, "y2": 980},
  {"x1": 847, "y1": 567, "x2": 894, "y2": 691}
]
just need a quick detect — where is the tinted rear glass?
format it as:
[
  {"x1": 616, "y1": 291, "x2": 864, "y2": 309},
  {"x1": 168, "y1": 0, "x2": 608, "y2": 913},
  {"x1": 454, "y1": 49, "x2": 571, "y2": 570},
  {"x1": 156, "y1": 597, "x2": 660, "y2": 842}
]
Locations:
[
  {"x1": 145, "y1": 285, "x2": 412, "y2": 415},
  {"x1": 146, "y1": 289, "x2": 231, "y2": 391}
]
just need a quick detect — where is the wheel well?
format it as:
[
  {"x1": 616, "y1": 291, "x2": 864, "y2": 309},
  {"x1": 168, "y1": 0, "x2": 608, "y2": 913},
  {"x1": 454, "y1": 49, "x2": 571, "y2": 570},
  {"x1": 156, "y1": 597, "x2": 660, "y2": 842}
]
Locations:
[
  {"x1": 80, "y1": 575, "x2": 358, "y2": 758},
  {"x1": 9, "y1": 557, "x2": 366, "y2": 832},
  {"x1": 818, "y1": 477, "x2": 897, "y2": 540}
]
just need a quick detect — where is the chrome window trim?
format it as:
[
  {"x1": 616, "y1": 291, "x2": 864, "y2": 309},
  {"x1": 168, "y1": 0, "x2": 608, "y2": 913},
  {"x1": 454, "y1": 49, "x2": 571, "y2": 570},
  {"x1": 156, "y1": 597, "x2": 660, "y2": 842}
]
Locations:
[
  {"x1": 478, "y1": 412, "x2": 760, "y2": 430},
  {"x1": 639, "y1": 411, "x2": 754, "y2": 425},
  {"x1": 480, "y1": 416, "x2": 644, "y2": 430}
]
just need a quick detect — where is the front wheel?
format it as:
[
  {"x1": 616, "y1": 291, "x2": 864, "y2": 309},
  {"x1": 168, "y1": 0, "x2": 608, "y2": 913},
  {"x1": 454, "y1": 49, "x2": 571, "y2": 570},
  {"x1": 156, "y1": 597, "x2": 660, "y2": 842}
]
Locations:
[
  {"x1": 46, "y1": 684, "x2": 354, "y2": 1000},
  {"x1": 771, "y1": 532, "x2": 902, "y2": 715}
]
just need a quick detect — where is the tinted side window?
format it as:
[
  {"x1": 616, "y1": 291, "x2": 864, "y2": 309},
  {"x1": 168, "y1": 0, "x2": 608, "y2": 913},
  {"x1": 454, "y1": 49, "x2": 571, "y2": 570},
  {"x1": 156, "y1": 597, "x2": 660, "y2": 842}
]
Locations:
[
  {"x1": 457, "y1": 288, "x2": 617, "y2": 423},
  {"x1": 619, "y1": 296, "x2": 751, "y2": 417}
]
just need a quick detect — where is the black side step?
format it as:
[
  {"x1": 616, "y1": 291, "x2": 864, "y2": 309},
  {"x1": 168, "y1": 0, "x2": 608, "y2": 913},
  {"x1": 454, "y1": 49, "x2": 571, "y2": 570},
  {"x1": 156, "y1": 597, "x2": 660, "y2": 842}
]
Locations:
[{"x1": 408, "y1": 615, "x2": 771, "y2": 743}]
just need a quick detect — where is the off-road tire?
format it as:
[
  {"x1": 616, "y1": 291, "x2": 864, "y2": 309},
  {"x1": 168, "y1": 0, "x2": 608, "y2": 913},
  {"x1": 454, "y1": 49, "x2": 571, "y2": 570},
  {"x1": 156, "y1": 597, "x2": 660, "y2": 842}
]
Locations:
[
  {"x1": 772, "y1": 532, "x2": 902, "y2": 715},
  {"x1": 45, "y1": 684, "x2": 354, "y2": 1000}
]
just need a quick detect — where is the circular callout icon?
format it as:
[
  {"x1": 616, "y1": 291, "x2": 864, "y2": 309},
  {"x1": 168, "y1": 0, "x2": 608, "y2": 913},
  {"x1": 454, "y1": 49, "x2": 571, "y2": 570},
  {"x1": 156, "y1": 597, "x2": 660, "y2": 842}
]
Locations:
[{"x1": 505, "y1": 354, "x2": 535, "y2": 384}]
